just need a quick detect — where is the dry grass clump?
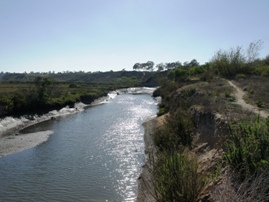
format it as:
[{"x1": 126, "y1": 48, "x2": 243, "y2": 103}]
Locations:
[{"x1": 212, "y1": 170, "x2": 269, "y2": 202}]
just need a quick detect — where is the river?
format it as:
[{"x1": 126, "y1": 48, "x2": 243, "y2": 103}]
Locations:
[{"x1": 0, "y1": 91, "x2": 158, "y2": 201}]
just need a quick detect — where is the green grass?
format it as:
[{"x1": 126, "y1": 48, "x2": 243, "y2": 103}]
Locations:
[
  {"x1": 225, "y1": 116, "x2": 269, "y2": 179},
  {"x1": 153, "y1": 150, "x2": 206, "y2": 202}
]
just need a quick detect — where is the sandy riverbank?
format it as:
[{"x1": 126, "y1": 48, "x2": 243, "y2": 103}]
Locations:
[
  {"x1": 0, "y1": 99, "x2": 97, "y2": 158},
  {"x1": 0, "y1": 103, "x2": 86, "y2": 158},
  {"x1": 0, "y1": 130, "x2": 54, "y2": 158}
]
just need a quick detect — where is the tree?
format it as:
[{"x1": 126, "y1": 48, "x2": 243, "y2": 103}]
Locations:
[
  {"x1": 265, "y1": 55, "x2": 269, "y2": 65},
  {"x1": 32, "y1": 77, "x2": 53, "y2": 105},
  {"x1": 165, "y1": 61, "x2": 182, "y2": 70},
  {"x1": 133, "y1": 63, "x2": 141, "y2": 71},
  {"x1": 246, "y1": 40, "x2": 263, "y2": 64},
  {"x1": 133, "y1": 61, "x2": 154, "y2": 71},
  {"x1": 156, "y1": 63, "x2": 165, "y2": 72},
  {"x1": 145, "y1": 61, "x2": 154, "y2": 71},
  {"x1": 189, "y1": 59, "x2": 199, "y2": 67}
]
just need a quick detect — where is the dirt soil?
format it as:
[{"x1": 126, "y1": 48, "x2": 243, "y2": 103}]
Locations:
[{"x1": 228, "y1": 80, "x2": 269, "y2": 118}]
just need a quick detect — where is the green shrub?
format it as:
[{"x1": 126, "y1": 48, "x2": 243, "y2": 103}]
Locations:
[
  {"x1": 235, "y1": 73, "x2": 247, "y2": 79},
  {"x1": 188, "y1": 65, "x2": 207, "y2": 76},
  {"x1": 224, "y1": 91, "x2": 230, "y2": 98},
  {"x1": 256, "y1": 99, "x2": 263, "y2": 107},
  {"x1": 247, "y1": 87, "x2": 254, "y2": 94},
  {"x1": 153, "y1": 150, "x2": 205, "y2": 202},
  {"x1": 69, "y1": 83, "x2": 78, "y2": 88},
  {"x1": 210, "y1": 47, "x2": 246, "y2": 78},
  {"x1": 154, "y1": 109, "x2": 194, "y2": 150},
  {"x1": 153, "y1": 87, "x2": 161, "y2": 97},
  {"x1": 255, "y1": 66, "x2": 269, "y2": 76},
  {"x1": 225, "y1": 116, "x2": 269, "y2": 179},
  {"x1": 173, "y1": 68, "x2": 189, "y2": 81},
  {"x1": 157, "y1": 108, "x2": 166, "y2": 116}
]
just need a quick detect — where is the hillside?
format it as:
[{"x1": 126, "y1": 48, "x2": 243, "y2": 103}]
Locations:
[
  {"x1": 137, "y1": 75, "x2": 269, "y2": 202},
  {"x1": 137, "y1": 44, "x2": 269, "y2": 201}
]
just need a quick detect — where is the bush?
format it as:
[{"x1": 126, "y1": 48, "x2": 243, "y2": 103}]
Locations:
[
  {"x1": 153, "y1": 150, "x2": 205, "y2": 202},
  {"x1": 69, "y1": 83, "x2": 78, "y2": 88},
  {"x1": 154, "y1": 109, "x2": 194, "y2": 150},
  {"x1": 210, "y1": 41, "x2": 264, "y2": 78},
  {"x1": 212, "y1": 170, "x2": 269, "y2": 202},
  {"x1": 188, "y1": 65, "x2": 206, "y2": 76},
  {"x1": 225, "y1": 116, "x2": 269, "y2": 179},
  {"x1": 210, "y1": 47, "x2": 246, "y2": 78},
  {"x1": 255, "y1": 66, "x2": 269, "y2": 76}
]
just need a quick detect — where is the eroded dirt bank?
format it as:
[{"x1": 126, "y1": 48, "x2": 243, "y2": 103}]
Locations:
[{"x1": 137, "y1": 117, "x2": 159, "y2": 202}]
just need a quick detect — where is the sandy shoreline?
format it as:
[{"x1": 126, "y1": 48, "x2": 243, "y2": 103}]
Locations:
[
  {"x1": 0, "y1": 130, "x2": 54, "y2": 158},
  {"x1": 0, "y1": 101, "x2": 94, "y2": 158}
]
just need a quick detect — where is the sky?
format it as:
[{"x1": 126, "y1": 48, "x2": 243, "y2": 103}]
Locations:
[{"x1": 1, "y1": 0, "x2": 269, "y2": 73}]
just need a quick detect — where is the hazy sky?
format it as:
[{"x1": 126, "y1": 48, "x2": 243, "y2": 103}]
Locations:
[{"x1": 1, "y1": 0, "x2": 269, "y2": 73}]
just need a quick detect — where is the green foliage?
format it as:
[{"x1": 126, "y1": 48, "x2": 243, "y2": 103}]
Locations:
[
  {"x1": 0, "y1": 94, "x2": 14, "y2": 114},
  {"x1": 0, "y1": 70, "x2": 160, "y2": 86},
  {"x1": 167, "y1": 63, "x2": 208, "y2": 82},
  {"x1": 210, "y1": 47, "x2": 247, "y2": 78},
  {"x1": 157, "y1": 107, "x2": 166, "y2": 116},
  {"x1": 224, "y1": 91, "x2": 236, "y2": 102},
  {"x1": 225, "y1": 116, "x2": 269, "y2": 178},
  {"x1": 210, "y1": 41, "x2": 264, "y2": 78},
  {"x1": 235, "y1": 73, "x2": 247, "y2": 79},
  {"x1": 265, "y1": 55, "x2": 269, "y2": 65},
  {"x1": 188, "y1": 65, "x2": 206, "y2": 76},
  {"x1": 244, "y1": 87, "x2": 254, "y2": 94},
  {"x1": 153, "y1": 150, "x2": 205, "y2": 202},
  {"x1": 133, "y1": 61, "x2": 155, "y2": 71},
  {"x1": 1, "y1": 70, "x2": 166, "y2": 117},
  {"x1": 69, "y1": 83, "x2": 78, "y2": 88},
  {"x1": 255, "y1": 66, "x2": 269, "y2": 76},
  {"x1": 173, "y1": 68, "x2": 189, "y2": 81},
  {"x1": 224, "y1": 91, "x2": 230, "y2": 98},
  {"x1": 154, "y1": 109, "x2": 194, "y2": 150},
  {"x1": 152, "y1": 87, "x2": 161, "y2": 97},
  {"x1": 153, "y1": 79, "x2": 179, "y2": 115},
  {"x1": 256, "y1": 99, "x2": 263, "y2": 107},
  {"x1": 80, "y1": 92, "x2": 100, "y2": 104}
]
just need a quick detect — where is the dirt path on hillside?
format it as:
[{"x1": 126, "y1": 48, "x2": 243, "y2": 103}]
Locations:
[{"x1": 227, "y1": 80, "x2": 268, "y2": 118}]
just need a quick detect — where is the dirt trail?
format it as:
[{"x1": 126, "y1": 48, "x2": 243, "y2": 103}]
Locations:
[{"x1": 227, "y1": 80, "x2": 268, "y2": 118}]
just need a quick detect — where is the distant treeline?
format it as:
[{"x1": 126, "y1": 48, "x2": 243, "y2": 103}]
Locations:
[
  {"x1": 0, "y1": 70, "x2": 162, "y2": 85},
  {"x1": 0, "y1": 70, "x2": 167, "y2": 117}
]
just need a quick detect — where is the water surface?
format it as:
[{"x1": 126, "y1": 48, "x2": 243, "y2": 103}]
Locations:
[{"x1": 0, "y1": 93, "x2": 158, "y2": 201}]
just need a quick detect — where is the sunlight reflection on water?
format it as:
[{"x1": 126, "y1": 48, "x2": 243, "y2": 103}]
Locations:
[
  {"x1": 99, "y1": 95, "x2": 156, "y2": 201},
  {"x1": 0, "y1": 93, "x2": 157, "y2": 202}
]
